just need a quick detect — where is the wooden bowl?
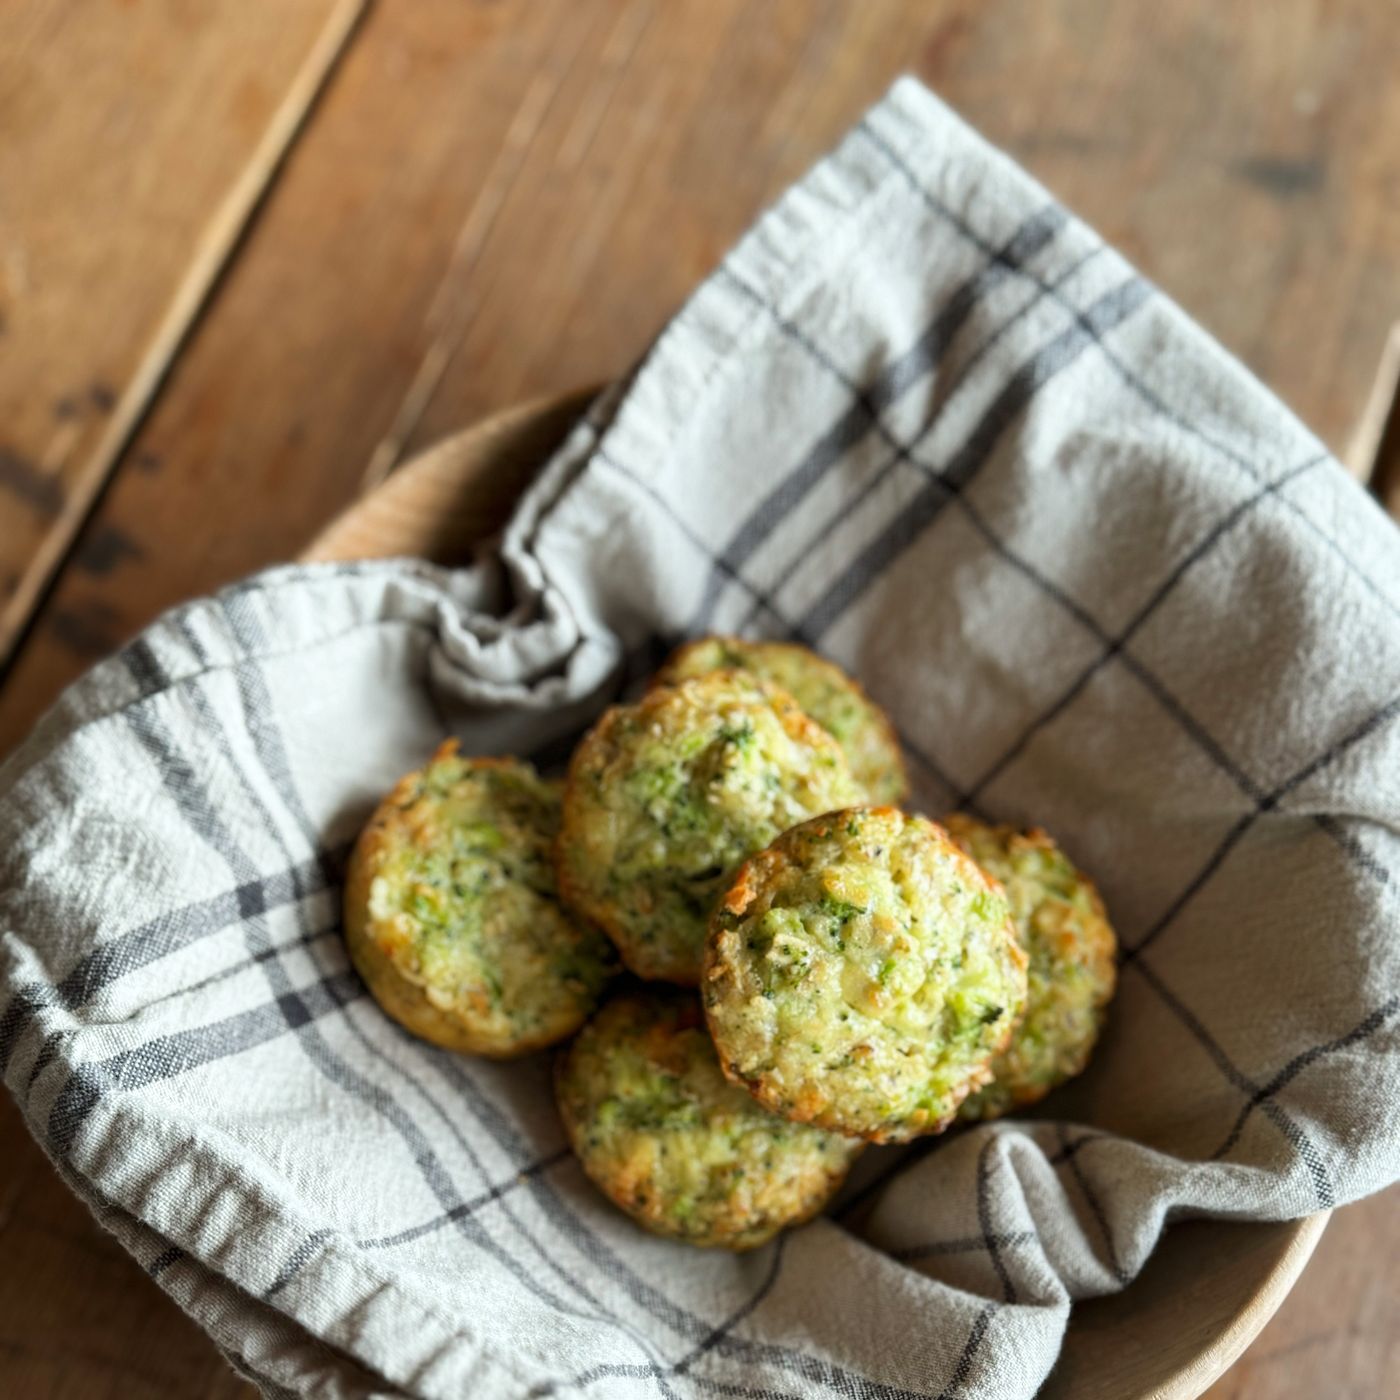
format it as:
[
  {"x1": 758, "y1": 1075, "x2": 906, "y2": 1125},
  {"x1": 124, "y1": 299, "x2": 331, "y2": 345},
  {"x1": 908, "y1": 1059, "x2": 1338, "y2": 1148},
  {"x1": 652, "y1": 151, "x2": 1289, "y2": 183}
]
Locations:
[{"x1": 303, "y1": 392, "x2": 1329, "y2": 1400}]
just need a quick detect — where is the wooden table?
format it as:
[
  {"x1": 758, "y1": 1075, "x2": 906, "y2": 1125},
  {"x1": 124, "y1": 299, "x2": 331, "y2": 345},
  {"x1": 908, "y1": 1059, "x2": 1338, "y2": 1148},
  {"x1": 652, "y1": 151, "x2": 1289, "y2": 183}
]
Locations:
[{"x1": 2, "y1": 3, "x2": 1397, "y2": 1396}]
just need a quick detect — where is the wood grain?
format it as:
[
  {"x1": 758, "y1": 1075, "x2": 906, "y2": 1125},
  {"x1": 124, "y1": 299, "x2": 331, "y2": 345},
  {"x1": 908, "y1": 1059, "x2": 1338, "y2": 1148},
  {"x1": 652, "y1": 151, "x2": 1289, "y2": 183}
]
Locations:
[
  {"x1": 2, "y1": 2, "x2": 1399, "y2": 1396},
  {"x1": 4, "y1": 0, "x2": 1400, "y2": 759},
  {"x1": 0, "y1": 1095, "x2": 256, "y2": 1400},
  {"x1": 1201, "y1": 1185, "x2": 1400, "y2": 1400},
  {"x1": 397, "y1": 0, "x2": 1400, "y2": 465},
  {"x1": 0, "y1": 0, "x2": 364, "y2": 673}
]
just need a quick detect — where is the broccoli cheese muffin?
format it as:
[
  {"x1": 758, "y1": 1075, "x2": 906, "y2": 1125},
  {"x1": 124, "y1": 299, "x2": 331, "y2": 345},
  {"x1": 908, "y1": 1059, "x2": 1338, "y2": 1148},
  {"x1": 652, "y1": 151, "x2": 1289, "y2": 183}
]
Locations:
[
  {"x1": 944, "y1": 815, "x2": 1117, "y2": 1121},
  {"x1": 557, "y1": 671, "x2": 865, "y2": 984},
  {"x1": 345, "y1": 742, "x2": 617, "y2": 1057},
  {"x1": 556, "y1": 987, "x2": 862, "y2": 1249},
  {"x1": 655, "y1": 637, "x2": 907, "y2": 804},
  {"x1": 703, "y1": 807, "x2": 1028, "y2": 1142}
]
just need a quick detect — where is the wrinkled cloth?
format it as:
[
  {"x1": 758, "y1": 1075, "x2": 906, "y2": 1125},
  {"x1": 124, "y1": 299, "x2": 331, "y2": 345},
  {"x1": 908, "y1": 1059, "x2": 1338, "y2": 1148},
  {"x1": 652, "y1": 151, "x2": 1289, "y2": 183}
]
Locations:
[{"x1": 3, "y1": 78, "x2": 1399, "y2": 1400}]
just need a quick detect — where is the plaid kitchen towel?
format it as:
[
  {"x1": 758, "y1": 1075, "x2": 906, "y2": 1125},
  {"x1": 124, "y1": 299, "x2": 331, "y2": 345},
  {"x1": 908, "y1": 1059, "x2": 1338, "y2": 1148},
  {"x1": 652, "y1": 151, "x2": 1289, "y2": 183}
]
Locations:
[{"x1": 3, "y1": 77, "x2": 1399, "y2": 1399}]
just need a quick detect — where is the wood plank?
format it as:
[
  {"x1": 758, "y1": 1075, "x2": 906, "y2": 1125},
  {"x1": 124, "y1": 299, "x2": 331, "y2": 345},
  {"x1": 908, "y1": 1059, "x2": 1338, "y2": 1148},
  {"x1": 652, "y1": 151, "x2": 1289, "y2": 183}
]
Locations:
[
  {"x1": 397, "y1": 0, "x2": 1400, "y2": 465},
  {"x1": 392, "y1": 0, "x2": 946, "y2": 461},
  {"x1": 1, "y1": 4, "x2": 1399, "y2": 1397},
  {"x1": 0, "y1": 0, "x2": 364, "y2": 672},
  {"x1": 0, "y1": 1094, "x2": 255, "y2": 1400},
  {"x1": 4, "y1": 0, "x2": 1398, "y2": 758},
  {"x1": 0, "y1": 0, "x2": 940, "y2": 758}
]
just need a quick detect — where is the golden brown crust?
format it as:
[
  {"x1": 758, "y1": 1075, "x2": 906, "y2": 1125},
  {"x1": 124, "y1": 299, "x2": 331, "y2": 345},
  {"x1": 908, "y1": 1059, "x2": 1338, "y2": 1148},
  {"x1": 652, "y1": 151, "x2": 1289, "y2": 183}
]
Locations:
[
  {"x1": 942, "y1": 814, "x2": 1117, "y2": 1120},
  {"x1": 345, "y1": 743, "x2": 615, "y2": 1057},
  {"x1": 555, "y1": 988, "x2": 861, "y2": 1248},
  {"x1": 702, "y1": 806, "x2": 1028, "y2": 1143},
  {"x1": 555, "y1": 671, "x2": 865, "y2": 984},
  {"x1": 653, "y1": 637, "x2": 909, "y2": 804},
  {"x1": 345, "y1": 894, "x2": 570, "y2": 1059},
  {"x1": 554, "y1": 702, "x2": 683, "y2": 984}
]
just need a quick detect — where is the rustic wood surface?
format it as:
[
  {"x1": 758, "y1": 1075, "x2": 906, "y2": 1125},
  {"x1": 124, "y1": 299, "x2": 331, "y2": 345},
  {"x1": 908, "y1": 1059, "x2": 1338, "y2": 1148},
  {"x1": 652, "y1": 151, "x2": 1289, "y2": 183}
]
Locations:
[
  {"x1": 1, "y1": 2, "x2": 1397, "y2": 1396},
  {"x1": 0, "y1": 0, "x2": 365, "y2": 672}
]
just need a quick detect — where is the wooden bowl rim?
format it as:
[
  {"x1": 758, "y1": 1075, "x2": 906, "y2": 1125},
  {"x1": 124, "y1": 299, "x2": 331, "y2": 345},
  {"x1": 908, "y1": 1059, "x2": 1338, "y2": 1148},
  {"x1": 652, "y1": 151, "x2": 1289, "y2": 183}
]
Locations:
[
  {"x1": 1147, "y1": 1207, "x2": 1327, "y2": 1396},
  {"x1": 302, "y1": 391, "x2": 1331, "y2": 1400}
]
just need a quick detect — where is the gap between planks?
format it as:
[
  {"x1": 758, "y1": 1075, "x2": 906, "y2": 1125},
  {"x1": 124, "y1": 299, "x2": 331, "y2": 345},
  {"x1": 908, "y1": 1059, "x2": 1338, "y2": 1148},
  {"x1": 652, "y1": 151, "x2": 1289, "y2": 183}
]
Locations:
[{"x1": 0, "y1": 0, "x2": 371, "y2": 681}]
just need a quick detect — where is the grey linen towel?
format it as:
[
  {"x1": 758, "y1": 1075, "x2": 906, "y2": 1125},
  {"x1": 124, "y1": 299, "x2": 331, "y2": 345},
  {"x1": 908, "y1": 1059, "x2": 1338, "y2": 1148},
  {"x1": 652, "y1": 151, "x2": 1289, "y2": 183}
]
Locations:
[{"x1": 3, "y1": 78, "x2": 1399, "y2": 1399}]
